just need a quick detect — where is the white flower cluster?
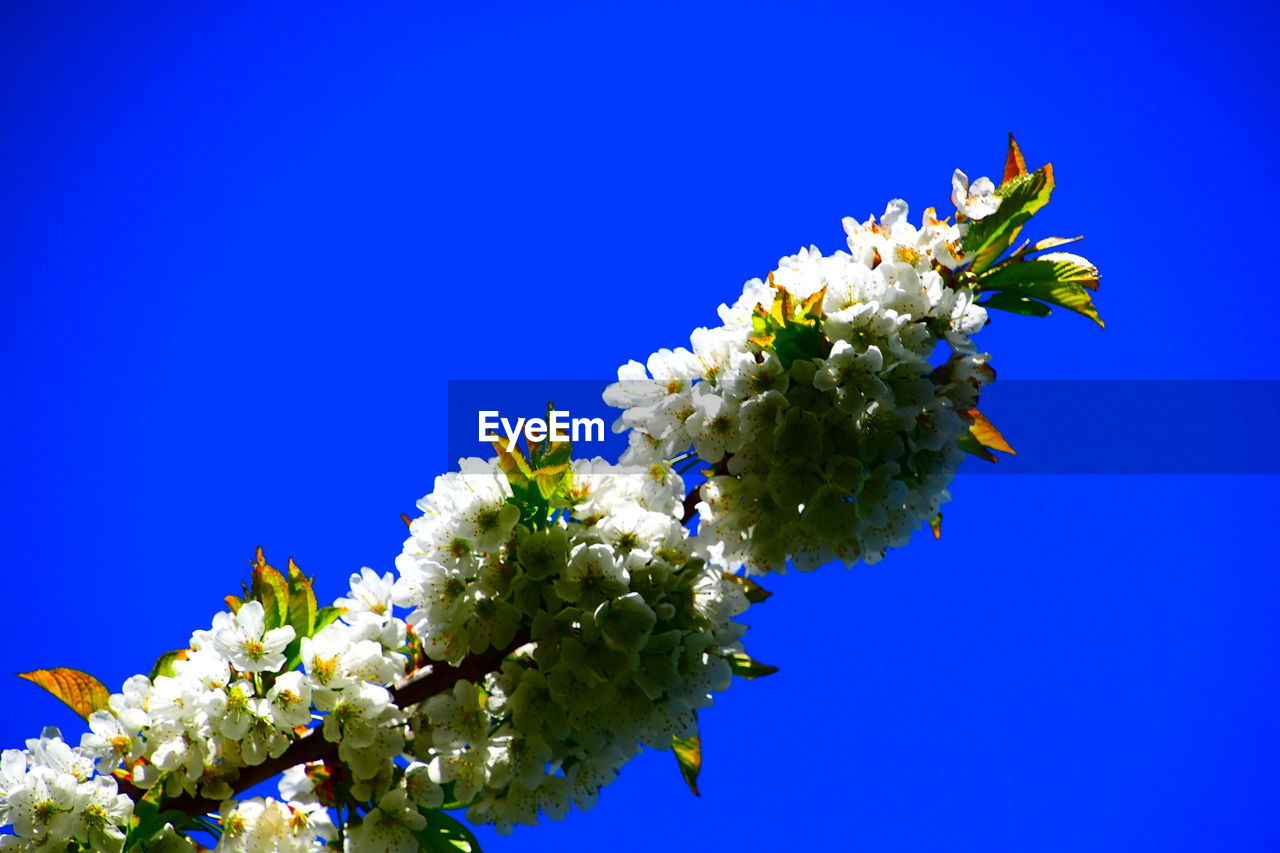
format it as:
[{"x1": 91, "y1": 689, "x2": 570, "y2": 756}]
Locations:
[
  {"x1": 0, "y1": 567, "x2": 413, "y2": 851},
  {"x1": 278, "y1": 763, "x2": 436, "y2": 853},
  {"x1": 117, "y1": 593, "x2": 406, "y2": 805},
  {"x1": 0, "y1": 729, "x2": 133, "y2": 852},
  {"x1": 1, "y1": 454, "x2": 756, "y2": 847},
  {"x1": 605, "y1": 175, "x2": 1000, "y2": 573},
  {"x1": 393, "y1": 457, "x2": 750, "y2": 834},
  {"x1": 216, "y1": 796, "x2": 330, "y2": 853}
]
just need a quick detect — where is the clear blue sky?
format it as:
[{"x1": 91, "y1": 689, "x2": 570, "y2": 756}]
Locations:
[{"x1": 2, "y1": 2, "x2": 1278, "y2": 850}]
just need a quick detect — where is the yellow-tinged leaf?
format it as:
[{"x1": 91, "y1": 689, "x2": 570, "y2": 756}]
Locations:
[
  {"x1": 799, "y1": 286, "x2": 826, "y2": 318},
  {"x1": 1025, "y1": 235, "x2": 1084, "y2": 254},
  {"x1": 773, "y1": 290, "x2": 791, "y2": 323},
  {"x1": 965, "y1": 409, "x2": 1016, "y2": 455},
  {"x1": 930, "y1": 513, "x2": 942, "y2": 540},
  {"x1": 997, "y1": 235, "x2": 1085, "y2": 269},
  {"x1": 672, "y1": 728, "x2": 702, "y2": 797},
  {"x1": 976, "y1": 252, "x2": 1104, "y2": 326},
  {"x1": 224, "y1": 595, "x2": 243, "y2": 613},
  {"x1": 965, "y1": 163, "x2": 1056, "y2": 273},
  {"x1": 1036, "y1": 251, "x2": 1101, "y2": 290},
  {"x1": 17, "y1": 668, "x2": 110, "y2": 720},
  {"x1": 250, "y1": 553, "x2": 291, "y2": 630},
  {"x1": 725, "y1": 653, "x2": 779, "y2": 679},
  {"x1": 492, "y1": 441, "x2": 534, "y2": 484},
  {"x1": 721, "y1": 572, "x2": 773, "y2": 603},
  {"x1": 1003, "y1": 132, "x2": 1028, "y2": 183},
  {"x1": 286, "y1": 571, "x2": 318, "y2": 643},
  {"x1": 149, "y1": 648, "x2": 189, "y2": 680},
  {"x1": 533, "y1": 462, "x2": 571, "y2": 499}
]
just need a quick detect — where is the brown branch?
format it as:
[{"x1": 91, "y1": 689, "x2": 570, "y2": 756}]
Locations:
[
  {"x1": 681, "y1": 484, "x2": 702, "y2": 524},
  {"x1": 682, "y1": 457, "x2": 731, "y2": 524}
]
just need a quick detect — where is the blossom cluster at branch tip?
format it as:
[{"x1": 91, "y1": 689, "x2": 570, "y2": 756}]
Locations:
[{"x1": 605, "y1": 171, "x2": 999, "y2": 573}]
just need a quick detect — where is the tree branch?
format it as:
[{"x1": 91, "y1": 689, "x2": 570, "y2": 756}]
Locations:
[
  {"x1": 682, "y1": 457, "x2": 729, "y2": 525},
  {"x1": 129, "y1": 472, "x2": 712, "y2": 820},
  {"x1": 681, "y1": 484, "x2": 702, "y2": 525}
]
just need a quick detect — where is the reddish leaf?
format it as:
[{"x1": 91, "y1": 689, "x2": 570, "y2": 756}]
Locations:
[
  {"x1": 1003, "y1": 132, "x2": 1028, "y2": 183},
  {"x1": 18, "y1": 668, "x2": 110, "y2": 720},
  {"x1": 965, "y1": 409, "x2": 1017, "y2": 455}
]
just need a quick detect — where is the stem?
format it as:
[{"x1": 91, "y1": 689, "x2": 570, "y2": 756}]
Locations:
[
  {"x1": 681, "y1": 456, "x2": 729, "y2": 524},
  {"x1": 675, "y1": 456, "x2": 702, "y2": 476},
  {"x1": 192, "y1": 816, "x2": 221, "y2": 838}
]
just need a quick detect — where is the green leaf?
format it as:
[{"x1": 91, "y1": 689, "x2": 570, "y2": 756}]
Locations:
[
  {"x1": 720, "y1": 572, "x2": 772, "y2": 604},
  {"x1": 977, "y1": 252, "x2": 1103, "y2": 327},
  {"x1": 957, "y1": 432, "x2": 999, "y2": 463},
  {"x1": 492, "y1": 442, "x2": 534, "y2": 487},
  {"x1": 249, "y1": 547, "x2": 291, "y2": 630},
  {"x1": 493, "y1": 442, "x2": 555, "y2": 527},
  {"x1": 413, "y1": 808, "x2": 485, "y2": 852},
  {"x1": 981, "y1": 251, "x2": 1099, "y2": 290},
  {"x1": 16, "y1": 668, "x2": 111, "y2": 720},
  {"x1": 138, "y1": 825, "x2": 198, "y2": 853},
  {"x1": 123, "y1": 774, "x2": 192, "y2": 852},
  {"x1": 979, "y1": 292, "x2": 1053, "y2": 318},
  {"x1": 314, "y1": 606, "x2": 346, "y2": 635},
  {"x1": 148, "y1": 649, "x2": 189, "y2": 681},
  {"x1": 748, "y1": 286, "x2": 829, "y2": 368},
  {"x1": 282, "y1": 557, "x2": 319, "y2": 670},
  {"x1": 1017, "y1": 235, "x2": 1084, "y2": 257},
  {"x1": 528, "y1": 403, "x2": 573, "y2": 472},
  {"x1": 963, "y1": 164, "x2": 1055, "y2": 273},
  {"x1": 531, "y1": 462, "x2": 572, "y2": 501},
  {"x1": 930, "y1": 513, "x2": 942, "y2": 540},
  {"x1": 672, "y1": 726, "x2": 702, "y2": 796},
  {"x1": 725, "y1": 653, "x2": 779, "y2": 680},
  {"x1": 435, "y1": 780, "x2": 475, "y2": 812}
]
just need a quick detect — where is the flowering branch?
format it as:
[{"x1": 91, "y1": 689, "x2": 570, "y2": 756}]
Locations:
[
  {"x1": 128, "y1": 629, "x2": 534, "y2": 820},
  {"x1": 0, "y1": 135, "x2": 1104, "y2": 853}
]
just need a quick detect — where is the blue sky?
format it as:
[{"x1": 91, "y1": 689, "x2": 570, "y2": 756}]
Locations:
[{"x1": 2, "y1": 2, "x2": 1278, "y2": 850}]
